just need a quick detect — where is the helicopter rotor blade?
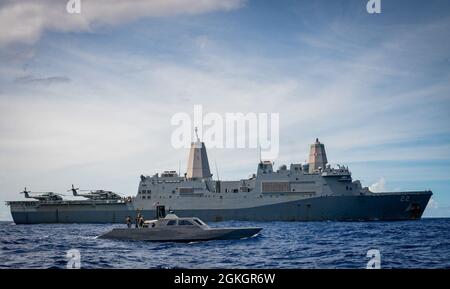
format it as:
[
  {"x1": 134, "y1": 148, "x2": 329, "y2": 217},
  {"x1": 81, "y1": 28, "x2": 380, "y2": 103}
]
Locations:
[{"x1": 20, "y1": 187, "x2": 30, "y2": 194}]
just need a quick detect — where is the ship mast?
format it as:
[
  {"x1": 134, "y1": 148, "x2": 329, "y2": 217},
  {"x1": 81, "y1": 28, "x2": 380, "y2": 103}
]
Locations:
[
  {"x1": 186, "y1": 127, "x2": 212, "y2": 179},
  {"x1": 308, "y1": 138, "x2": 328, "y2": 173}
]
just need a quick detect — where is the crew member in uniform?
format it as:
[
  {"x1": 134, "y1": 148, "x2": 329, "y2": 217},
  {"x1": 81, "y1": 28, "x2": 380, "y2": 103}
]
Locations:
[{"x1": 125, "y1": 216, "x2": 132, "y2": 228}]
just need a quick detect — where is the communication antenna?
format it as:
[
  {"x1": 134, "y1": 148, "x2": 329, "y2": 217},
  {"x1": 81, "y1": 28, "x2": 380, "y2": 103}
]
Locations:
[
  {"x1": 259, "y1": 145, "x2": 262, "y2": 163},
  {"x1": 215, "y1": 160, "x2": 220, "y2": 181},
  {"x1": 178, "y1": 161, "x2": 181, "y2": 176},
  {"x1": 194, "y1": 126, "x2": 200, "y2": 142}
]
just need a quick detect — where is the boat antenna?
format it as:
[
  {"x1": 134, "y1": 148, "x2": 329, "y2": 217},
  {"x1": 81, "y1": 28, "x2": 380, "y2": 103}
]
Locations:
[
  {"x1": 178, "y1": 160, "x2": 181, "y2": 176},
  {"x1": 215, "y1": 160, "x2": 220, "y2": 181}
]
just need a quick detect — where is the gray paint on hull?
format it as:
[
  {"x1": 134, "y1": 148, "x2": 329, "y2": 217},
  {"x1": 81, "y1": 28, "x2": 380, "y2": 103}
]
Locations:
[
  {"x1": 11, "y1": 192, "x2": 432, "y2": 224},
  {"x1": 99, "y1": 227, "x2": 262, "y2": 242}
]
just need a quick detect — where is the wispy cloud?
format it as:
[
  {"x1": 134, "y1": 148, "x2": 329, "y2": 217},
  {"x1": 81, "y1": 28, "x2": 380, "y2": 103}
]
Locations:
[
  {"x1": 0, "y1": 0, "x2": 245, "y2": 46},
  {"x1": 423, "y1": 198, "x2": 450, "y2": 218},
  {"x1": 14, "y1": 75, "x2": 71, "y2": 85},
  {"x1": 427, "y1": 198, "x2": 439, "y2": 209}
]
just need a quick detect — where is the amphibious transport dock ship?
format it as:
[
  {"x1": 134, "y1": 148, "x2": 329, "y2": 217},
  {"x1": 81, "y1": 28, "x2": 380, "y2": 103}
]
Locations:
[{"x1": 7, "y1": 136, "x2": 432, "y2": 224}]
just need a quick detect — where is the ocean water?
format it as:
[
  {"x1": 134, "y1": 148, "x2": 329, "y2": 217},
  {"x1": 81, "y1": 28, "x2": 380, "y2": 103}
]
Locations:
[{"x1": 0, "y1": 218, "x2": 449, "y2": 269}]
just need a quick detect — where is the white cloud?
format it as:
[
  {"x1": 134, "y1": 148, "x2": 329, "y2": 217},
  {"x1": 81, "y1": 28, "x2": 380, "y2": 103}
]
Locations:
[
  {"x1": 369, "y1": 177, "x2": 386, "y2": 193},
  {"x1": 422, "y1": 198, "x2": 450, "y2": 218},
  {"x1": 1, "y1": 22, "x2": 449, "y2": 177},
  {"x1": 0, "y1": 0, "x2": 245, "y2": 46},
  {"x1": 426, "y1": 198, "x2": 439, "y2": 210},
  {"x1": 15, "y1": 75, "x2": 71, "y2": 85},
  {"x1": 0, "y1": 210, "x2": 12, "y2": 221}
]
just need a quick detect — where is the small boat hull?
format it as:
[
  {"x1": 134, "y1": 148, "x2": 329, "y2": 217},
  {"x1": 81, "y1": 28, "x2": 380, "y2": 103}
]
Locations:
[{"x1": 98, "y1": 226, "x2": 262, "y2": 242}]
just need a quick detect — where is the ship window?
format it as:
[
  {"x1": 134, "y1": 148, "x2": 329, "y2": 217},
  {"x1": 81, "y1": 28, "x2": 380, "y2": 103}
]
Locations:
[
  {"x1": 167, "y1": 220, "x2": 177, "y2": 226},
  {"x1": 179, "y1": 220, "x2": 194, "y2": 226},
  {"x1": 233, "y1": 189, "x2": 238, "y2": 193},
  {"x1": 142, "y1": 196, "x2": 146, "y2": 199}
]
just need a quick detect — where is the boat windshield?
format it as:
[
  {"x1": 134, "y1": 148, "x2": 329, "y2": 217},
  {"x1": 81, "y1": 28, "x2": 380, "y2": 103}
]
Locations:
[
  {"x1": 193, "y1": 218, "x2": 206, "y2": 226},
  {"x1": 166, "y1": 220, "x2": 177, "y2": 226},
  {"x1": 178, "y1": 219, "x2": 194, "y2": 226}
]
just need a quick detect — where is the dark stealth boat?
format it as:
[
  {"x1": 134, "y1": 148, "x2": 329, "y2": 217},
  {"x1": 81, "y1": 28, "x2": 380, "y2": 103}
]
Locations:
[{"x1": 98, "y1": 208, "x2": 262, "y2": 242}]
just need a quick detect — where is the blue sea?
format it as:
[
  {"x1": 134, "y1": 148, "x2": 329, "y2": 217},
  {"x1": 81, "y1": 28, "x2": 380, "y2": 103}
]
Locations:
[{"x1": 1, "y1": 218, "x2": 449, "y2": 269}]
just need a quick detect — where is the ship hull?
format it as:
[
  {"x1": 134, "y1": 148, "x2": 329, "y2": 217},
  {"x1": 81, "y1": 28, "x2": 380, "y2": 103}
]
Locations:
[{"x1": 9, "y1": 191, "x2": 432, "y2": 224}]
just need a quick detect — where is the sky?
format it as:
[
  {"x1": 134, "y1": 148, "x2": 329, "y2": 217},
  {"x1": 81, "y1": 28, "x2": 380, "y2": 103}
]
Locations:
[{"x1": 0, "y1": 0, "x2": 449, "y2": 220}]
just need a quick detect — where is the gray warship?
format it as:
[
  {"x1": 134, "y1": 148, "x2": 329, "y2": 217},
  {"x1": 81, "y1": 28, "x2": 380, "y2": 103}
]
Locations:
[{"x1": 6, "y1": 135, "x2": 432, "y2": 224}]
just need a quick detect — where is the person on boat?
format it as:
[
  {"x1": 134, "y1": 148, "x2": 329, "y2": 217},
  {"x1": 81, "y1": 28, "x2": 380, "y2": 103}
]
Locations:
[
  {"x1": 138, "y1": 215, "x2": 145, "y2": 228},
  {"x1": 125, "y1": 216, "x2": 132, "y2": 228}
]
